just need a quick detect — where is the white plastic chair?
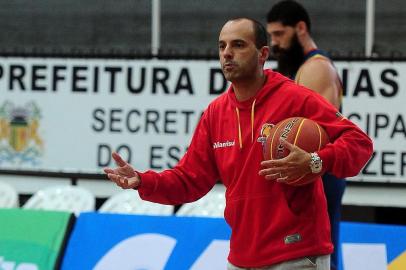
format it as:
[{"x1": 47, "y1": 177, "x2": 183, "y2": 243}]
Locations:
[
  {"x1": 176, "y1": 184, "x2": 226, "y2": 218},
  {"x1": 99, "y1": 190, "x2": 174, "y2": 215},
  {"x1": 23, "y1": 185, "x2": 95, "y2": 215},
  {"x1": 0, "y1": 181, "x2": 19, "y2": 208}
]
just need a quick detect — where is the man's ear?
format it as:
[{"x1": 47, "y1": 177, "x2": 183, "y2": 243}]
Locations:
[
  {"x1": 259, "y1": 46, "x2": 270, "y2": 64},
  {"x1": 295, "y1": 21, "x2": 308, "y2": 36}
]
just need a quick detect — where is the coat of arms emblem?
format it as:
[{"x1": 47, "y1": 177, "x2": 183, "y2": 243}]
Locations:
[{"x1": 0, "y1": 101, "x2": 44, "y2": 165}]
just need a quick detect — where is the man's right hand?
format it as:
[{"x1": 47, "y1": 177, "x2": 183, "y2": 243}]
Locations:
[{"x1": 104, "y1": 152, "x2": 141, "y2": 189}]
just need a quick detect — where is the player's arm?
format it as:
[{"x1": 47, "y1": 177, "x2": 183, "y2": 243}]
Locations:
[
  {"x1": 104, "y1": 108, "x2": 220, "y2": 205},
  {"x1": 296, "y1": 59, "x2": 341, "y2": 109}
]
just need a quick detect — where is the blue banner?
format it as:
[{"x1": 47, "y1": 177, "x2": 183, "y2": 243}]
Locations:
[
  {"x1": 340, "y1": 222, "x2": 406, "y2": 270},
  {"x1": 61, "y1": 213, "x2": 231, "y2": 270},
  {"x1": 61, "y1": 214, "x2": 406, "y2": 270}
]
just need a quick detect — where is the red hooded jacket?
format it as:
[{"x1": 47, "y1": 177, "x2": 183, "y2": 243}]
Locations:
[{"x1": 137, "y1": 69, "x2": 373, "y2": 267}]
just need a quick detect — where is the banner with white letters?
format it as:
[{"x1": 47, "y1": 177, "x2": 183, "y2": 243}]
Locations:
[
  {"x1": 61, "y1": 213, "x2": 406, "y2": 270},
  {"x1": 0, "y1": 57, "x2": 404, "y2": 183},
  {"x1": 61, "y1": 213, "x2": 231, "y2": 270}
]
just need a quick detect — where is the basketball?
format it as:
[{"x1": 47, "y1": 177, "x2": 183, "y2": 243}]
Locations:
[{"x1": 263, "y1": 117, "x2": 329, "y2": 186}]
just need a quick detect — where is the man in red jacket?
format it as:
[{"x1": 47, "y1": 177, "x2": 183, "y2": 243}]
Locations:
[{"x1": 105, "y1": 18, "x2": 373, "y2": 270}]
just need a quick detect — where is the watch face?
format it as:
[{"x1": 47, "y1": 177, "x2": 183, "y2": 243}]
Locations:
[
  {"x1": 312, "y1": 163, "x2": 322, "y2": 173},
  {"x1": 310, "y1": 153, "x2": 322, "y2": 174}
]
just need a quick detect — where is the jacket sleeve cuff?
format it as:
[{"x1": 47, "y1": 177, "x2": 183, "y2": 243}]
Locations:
[
  {"x1": 136, "y1": 171, "x2": 158, "y2": 197},
  {"x1": 317, "y1": 146, "x2": 335, "y2": 173}
]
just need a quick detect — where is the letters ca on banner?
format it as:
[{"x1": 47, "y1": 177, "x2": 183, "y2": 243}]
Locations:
[{"x1": 0, "y1": 58, "x2": 405, "y2": 183}]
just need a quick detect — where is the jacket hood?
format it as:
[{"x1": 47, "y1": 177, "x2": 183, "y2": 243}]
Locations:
[{"x1": 227, "y1": 69, "x2": 290, "y2": 110}]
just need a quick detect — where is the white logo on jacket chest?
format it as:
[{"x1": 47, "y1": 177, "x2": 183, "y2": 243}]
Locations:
[{"x1": 213, "y1": 140, "x2": 235, "y2": 149}]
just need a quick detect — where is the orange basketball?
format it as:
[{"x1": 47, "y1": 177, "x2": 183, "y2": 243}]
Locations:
[{"x1": 263, "y1": 117, "x2": 329, "y2": 186}]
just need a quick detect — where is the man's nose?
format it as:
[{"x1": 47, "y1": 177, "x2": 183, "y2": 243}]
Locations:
[
  {"x1": 222, "y1": 46, "x2": 233, "y2": 59},
  {"x1": 270, "y1": 39, "x2": 279, "y2": 47}
]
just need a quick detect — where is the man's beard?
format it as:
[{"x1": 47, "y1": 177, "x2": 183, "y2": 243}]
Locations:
[{"x1": 272, "y1": 34, "x2": 305, "y2": 79}]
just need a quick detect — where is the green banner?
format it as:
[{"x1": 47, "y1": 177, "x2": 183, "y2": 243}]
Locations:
[{"x1": 0, "y1": 209, "x2": 73, "y2": 270}]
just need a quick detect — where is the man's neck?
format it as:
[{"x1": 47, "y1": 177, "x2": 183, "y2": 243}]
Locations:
[
  {"x1": 301, "y1": 37, "x2": 318, "y2": 56},
  {"x1": 233, "y1": 72, "x2": 266, "y2": 102}
]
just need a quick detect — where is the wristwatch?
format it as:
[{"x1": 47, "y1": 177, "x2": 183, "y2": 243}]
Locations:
[{"x1": 309, "y1": 152, "x2": 322, "y2": 174}]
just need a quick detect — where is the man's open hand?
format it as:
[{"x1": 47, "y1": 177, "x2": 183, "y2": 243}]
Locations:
[{"x1": 104, "y1": 152, "x2": 141, "y2": 189}]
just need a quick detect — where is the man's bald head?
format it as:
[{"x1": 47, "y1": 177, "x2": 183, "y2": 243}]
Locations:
[{"x1": 223, "y1": 18, "x2": 269, "y2": 49}]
